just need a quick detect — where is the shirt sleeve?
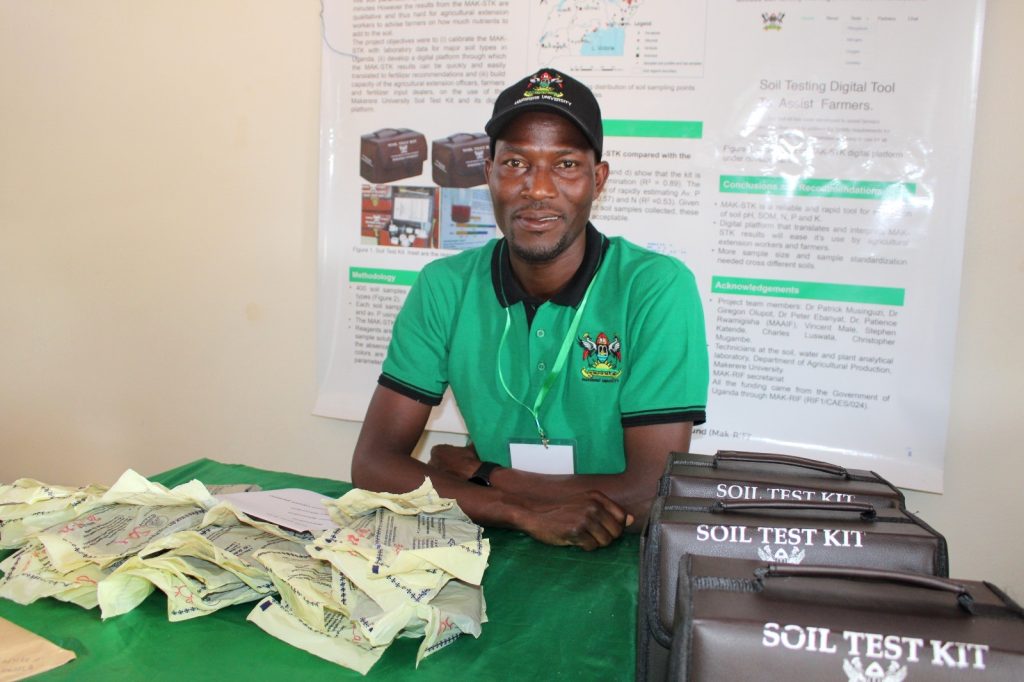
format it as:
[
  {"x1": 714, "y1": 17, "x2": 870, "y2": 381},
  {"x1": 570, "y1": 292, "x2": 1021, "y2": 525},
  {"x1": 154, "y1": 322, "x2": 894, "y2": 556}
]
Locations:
[
  {"x1": 619, "y1": 257, "x2": 709, "y2": 427},
  {"x1": 378, "y1": 263, "x2": 454, "y2": 405}
]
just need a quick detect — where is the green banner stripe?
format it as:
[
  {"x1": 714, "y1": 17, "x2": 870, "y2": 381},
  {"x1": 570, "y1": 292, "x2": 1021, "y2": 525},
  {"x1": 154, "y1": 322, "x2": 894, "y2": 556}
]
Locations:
[
  {"x1": 604, "y1": 119, "x2": 703, "y2": 139},
  {"x1": 348, "y1": 267, "x2": 418, "y2": 286},
  {"x1": 719, "y1": 175, "x2": 915, "y2": 200},
  {"x1": 712, "y1": 276, "x2": 905, "y2": 306}
]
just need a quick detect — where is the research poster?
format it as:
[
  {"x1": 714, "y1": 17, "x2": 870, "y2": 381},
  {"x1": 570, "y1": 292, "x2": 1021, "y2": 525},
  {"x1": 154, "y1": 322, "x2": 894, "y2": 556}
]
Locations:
[{"x1": 315, "y1": 0, "x2": 985, "y2": 492}]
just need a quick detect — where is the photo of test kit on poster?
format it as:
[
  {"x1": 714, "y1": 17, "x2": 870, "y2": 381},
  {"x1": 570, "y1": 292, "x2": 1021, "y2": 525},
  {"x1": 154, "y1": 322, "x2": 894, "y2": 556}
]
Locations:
[
  {"x1": 431, "y1": 133, "x2": 489, "y2": 188},
  {"x1": 359, "y1": 128, "x2": 427, "y2": 184},
  {"x1": 360, "y1": 184, "x2": 439, "y2": 249},
  {"x1": 438, "y1": 187, "x2": 497, "y2": 251}
]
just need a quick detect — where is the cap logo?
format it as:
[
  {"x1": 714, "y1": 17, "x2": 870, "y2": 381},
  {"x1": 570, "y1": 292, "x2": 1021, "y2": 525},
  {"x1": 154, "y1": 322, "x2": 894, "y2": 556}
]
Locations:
[
  {"x1": 487, "y1": 67, "x2": 601, "y2": 159},
  {"x1": 523, "y1": 70, "x2": 565, "y2": 99}
]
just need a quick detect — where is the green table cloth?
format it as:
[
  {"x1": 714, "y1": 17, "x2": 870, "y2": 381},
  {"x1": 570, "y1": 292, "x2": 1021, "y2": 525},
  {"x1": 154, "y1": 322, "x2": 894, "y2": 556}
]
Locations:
[{"x1": 0, "y1": 459, "x2": 639, "y2": 680}]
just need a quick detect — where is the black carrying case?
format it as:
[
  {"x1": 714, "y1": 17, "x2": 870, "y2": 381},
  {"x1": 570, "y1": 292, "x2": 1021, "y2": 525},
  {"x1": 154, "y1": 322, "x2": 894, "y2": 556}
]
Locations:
[
  {"x1": 637, "y1": 496, "x2": 948, "y2": 680},
  {"x1": 359, "y1": 128, "x2": 427, "y2": 183},
  {"x1": 431, "y1": 133, "x2": 489, "y2": 187},
  {"x1": 669, "y1": 555, "x2": 1024, "y2": 681},
  {"x1": 660, "y1": 450, "x2": 905, "y2": 509}
]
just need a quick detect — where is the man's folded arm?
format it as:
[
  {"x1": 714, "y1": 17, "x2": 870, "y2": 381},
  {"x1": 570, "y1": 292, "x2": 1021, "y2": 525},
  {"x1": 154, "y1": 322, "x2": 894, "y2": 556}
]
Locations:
[{"x1": 431, "y1": 421, "x2": 693, "y2": 531}]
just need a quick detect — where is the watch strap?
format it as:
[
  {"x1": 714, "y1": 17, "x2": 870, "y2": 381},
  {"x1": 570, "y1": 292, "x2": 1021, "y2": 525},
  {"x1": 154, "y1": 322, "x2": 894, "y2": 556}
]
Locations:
[{"x1": 468, "y1": 461, "x2": 502, "y2": 487}]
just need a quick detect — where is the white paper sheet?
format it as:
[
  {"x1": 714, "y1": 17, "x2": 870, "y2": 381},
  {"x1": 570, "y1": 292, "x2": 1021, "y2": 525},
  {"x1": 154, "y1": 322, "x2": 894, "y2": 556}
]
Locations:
[{"x1": 214, "y1": 489, "x2": 339, "y2": 533}]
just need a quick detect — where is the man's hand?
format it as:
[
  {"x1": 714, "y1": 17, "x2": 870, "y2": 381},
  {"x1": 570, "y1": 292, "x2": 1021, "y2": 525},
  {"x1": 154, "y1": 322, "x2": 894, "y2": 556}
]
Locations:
[
  {"x1": 478, "y1": 422, "x2": 694, "y2": 532},
  {"x1": 427, "y1": 443, "x2": 630, "y2": 549},
  {"x1": 428, "y1": 443, "x2": 481, "y2": 480},
  {"x1": 516, "y1": 491, "x2": 634, "y2": 551}
]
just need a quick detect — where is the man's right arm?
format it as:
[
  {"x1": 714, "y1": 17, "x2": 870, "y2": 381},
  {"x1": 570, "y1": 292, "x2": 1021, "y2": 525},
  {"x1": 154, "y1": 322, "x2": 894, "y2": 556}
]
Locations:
[{"x1": 350, "y1": 384, "x2": 630, "y2": 550}]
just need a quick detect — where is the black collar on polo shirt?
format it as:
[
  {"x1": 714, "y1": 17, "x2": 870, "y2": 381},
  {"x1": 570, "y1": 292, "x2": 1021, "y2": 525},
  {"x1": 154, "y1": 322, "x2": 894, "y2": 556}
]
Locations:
[{"x1": 490, "y1": 222, "x2": 608, "y2": 327}]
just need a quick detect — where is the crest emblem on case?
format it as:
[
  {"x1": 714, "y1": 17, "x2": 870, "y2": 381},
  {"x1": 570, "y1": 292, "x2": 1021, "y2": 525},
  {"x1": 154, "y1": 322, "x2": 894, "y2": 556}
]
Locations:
[
  {"x1": 843, "y1": 657, "x2": 908, "y2": 682},
  {"x1": 757, "y1": 544, "x2": 806, "y2": 564}
]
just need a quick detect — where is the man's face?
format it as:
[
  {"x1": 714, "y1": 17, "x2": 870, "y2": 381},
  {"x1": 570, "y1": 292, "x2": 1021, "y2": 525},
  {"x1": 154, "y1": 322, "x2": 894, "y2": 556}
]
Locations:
[{"x1": 486, "y1": 111, "x2": 609, "y2": 265}]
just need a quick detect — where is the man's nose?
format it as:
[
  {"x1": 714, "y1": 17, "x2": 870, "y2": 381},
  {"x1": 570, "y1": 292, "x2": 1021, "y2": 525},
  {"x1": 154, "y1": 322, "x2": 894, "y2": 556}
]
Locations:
[{"x1": 523, "y1": 165, "x2": 557, "y2": 200}]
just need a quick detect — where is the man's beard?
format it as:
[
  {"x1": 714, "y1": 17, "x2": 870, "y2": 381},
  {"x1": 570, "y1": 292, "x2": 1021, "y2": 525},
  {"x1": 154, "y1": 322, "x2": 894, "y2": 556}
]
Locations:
[{"x1": 505, "y1": 224, "x2": 581, "y2": 264}]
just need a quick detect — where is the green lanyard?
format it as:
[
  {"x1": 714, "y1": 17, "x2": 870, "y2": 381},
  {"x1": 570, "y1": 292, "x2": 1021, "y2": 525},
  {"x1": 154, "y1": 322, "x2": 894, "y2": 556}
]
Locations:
[{"x1": 496, "y1": 261, "x2": 595, "y2": 448}]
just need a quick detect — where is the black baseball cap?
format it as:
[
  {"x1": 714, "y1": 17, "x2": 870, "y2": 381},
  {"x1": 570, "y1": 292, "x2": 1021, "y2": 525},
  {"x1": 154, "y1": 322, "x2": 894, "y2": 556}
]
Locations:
[{"x1": 485, "y1": 68, "x2": 603, "y2": 160}]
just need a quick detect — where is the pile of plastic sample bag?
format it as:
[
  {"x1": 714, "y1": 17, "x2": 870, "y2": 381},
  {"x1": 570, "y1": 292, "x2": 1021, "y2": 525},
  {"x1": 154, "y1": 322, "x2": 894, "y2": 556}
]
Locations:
[
  {"x1": 0, "y1": 470, "x2": 214, "y2": 609},
  {"x1": 1, "y1": 470, "x2": 491, "y2": 672},
  {"x1": 0, "y1": 478, "x2": 108, "y2": 550},
  {"x1": 97, "y1": 500, "x2": 308, "y2": 620},
  {"x1": 247, "y1": 478, "x2": 489, "y2": 674}
]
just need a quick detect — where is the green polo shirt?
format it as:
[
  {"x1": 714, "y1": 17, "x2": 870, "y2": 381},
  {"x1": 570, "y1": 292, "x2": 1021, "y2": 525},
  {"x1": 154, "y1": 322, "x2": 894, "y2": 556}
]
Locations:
[{"x1": 379, "y1": 224, "x2": 709, "y2": 474}]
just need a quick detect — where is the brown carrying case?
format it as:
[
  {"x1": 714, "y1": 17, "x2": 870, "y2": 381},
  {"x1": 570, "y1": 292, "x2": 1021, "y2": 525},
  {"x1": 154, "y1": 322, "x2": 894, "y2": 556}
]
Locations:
[
  {"x1": 637, "y1": 496, "x2": 948, "y2": 680},
  {"x1": 660, "y1": 450, "x2": 905, "y2": 509},
  {"x1": 669, "y1": 555, "x2": 1024, "y2": 681},
  {"x1": 431, "y1": 133, "x2": 489, "y2": 187},
  {"x1": 359, "y1": 128, "x2": 427, "y2": 183}
]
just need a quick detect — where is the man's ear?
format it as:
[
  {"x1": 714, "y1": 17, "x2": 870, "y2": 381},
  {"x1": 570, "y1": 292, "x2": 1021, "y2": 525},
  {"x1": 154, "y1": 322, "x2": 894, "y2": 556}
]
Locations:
[{"x1": 594, "y1": 160, "x2": 610, "y2": 197}]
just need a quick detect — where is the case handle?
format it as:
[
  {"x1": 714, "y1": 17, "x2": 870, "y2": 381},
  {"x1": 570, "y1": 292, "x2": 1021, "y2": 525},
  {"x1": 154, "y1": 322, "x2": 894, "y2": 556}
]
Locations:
[
  {"x1": 755, "y1": 564, "x2": 975, "y2": 613},
  {"x1": 714, "y1": 450, "x2": 850, "y2": 478},
  {"x1": 711, "y1": 499, "x2": 877, "y2": 520}
]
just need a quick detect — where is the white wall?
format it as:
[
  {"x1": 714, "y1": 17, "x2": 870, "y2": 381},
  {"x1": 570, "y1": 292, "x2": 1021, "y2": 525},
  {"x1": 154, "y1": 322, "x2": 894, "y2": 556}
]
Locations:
[{"x1": 1, "y1": 1, "x2": 1020, "y2": 596}]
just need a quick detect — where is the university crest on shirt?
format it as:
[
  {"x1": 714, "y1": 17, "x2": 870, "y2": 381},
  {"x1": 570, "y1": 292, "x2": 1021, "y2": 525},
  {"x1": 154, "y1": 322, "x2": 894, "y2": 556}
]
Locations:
[{"x1": 578, "y1": 331, "x2": 623, "y2": 382}]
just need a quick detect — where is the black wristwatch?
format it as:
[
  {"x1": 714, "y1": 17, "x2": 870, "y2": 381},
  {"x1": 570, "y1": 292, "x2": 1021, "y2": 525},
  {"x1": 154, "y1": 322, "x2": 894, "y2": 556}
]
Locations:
[{"x1": 468, "y1": 461, "x2": 502, "y2": 487}]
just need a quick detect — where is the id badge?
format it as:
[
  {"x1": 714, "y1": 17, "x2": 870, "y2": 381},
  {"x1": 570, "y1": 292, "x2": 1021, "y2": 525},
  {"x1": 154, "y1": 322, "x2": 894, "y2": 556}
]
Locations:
[{"x1": 508, "y1": 439, "x2": 577, "y2": 474}]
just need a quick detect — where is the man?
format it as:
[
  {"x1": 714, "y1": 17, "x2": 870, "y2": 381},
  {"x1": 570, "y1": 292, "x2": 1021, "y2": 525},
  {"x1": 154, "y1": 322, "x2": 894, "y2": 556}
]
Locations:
[{"x1": 351, "y1": 68, "x2": 708, "y2": 550}]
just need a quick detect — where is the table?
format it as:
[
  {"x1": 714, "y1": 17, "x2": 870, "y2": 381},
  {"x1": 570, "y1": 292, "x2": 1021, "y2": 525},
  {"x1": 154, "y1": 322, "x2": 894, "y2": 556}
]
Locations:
[{"x1": 0, "y1": 459, "x2": 640, "y2": 680}]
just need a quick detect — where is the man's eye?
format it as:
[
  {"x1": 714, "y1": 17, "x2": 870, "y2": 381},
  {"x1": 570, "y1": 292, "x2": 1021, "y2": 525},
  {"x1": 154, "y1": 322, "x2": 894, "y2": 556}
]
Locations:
[
  {"x1": 503, "y1": 159, "x2": 525, "y2": 168},
  {"x1": 558, "y1": 159, "x2": 580, "y2": 169}
]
